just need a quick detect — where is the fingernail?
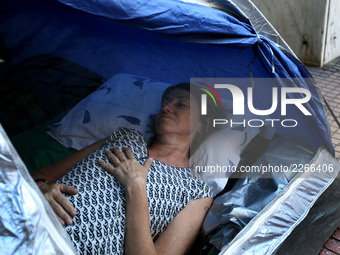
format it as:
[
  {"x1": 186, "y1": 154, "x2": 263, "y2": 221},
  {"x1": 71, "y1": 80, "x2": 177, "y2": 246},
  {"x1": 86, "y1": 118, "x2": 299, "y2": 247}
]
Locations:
[
  {"x1": 59, "y1": 218, "x2": 65, "y2": 225},
  {"x1": 66, "y1": 219, "x2": 73, "y2": 225}
]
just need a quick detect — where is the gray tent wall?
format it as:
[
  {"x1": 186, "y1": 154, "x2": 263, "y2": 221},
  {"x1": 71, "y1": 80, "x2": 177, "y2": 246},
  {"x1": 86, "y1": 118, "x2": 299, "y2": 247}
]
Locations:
[
  {"x1": 0, "y1": 0, "x2": 340, "y2": 254},
  {"x1": 0, "y1": 125, "x2": 78, "y2": 255}
]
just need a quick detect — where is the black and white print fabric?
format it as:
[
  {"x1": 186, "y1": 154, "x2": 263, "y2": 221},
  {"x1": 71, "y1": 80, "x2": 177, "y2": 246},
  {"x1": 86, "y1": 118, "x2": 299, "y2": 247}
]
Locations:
[{"x1": 58, "y1": 128, "x2": 212, "y2": 254}]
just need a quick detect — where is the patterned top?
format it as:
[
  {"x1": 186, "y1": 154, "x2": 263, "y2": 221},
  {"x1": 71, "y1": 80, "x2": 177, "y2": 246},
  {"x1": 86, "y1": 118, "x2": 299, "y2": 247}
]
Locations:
[{"x1": 58, "y1": 128, "x2": 212, "y2": 254}]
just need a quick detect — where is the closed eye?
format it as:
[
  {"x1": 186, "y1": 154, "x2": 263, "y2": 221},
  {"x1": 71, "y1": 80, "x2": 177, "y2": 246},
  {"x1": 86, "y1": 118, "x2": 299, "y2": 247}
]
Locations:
[{"x1": 177, "y1": 99, "x2": 190, "y2": 107}]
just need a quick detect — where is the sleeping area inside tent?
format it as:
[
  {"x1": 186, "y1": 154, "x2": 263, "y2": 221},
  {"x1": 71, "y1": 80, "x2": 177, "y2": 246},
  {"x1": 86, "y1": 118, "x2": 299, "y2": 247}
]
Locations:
[{"x1": 1, "y1": 0, "x2": 340, "y2": 254}]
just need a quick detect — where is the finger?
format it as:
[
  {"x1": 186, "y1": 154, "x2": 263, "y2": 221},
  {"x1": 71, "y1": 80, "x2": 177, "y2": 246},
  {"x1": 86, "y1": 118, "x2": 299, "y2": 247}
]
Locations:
[
  {"x1": 55, "y1": 193, "x2": 77, "y2": 217},
  {"x1": 49, "y1": 197, "x2": 75, "y2": 226},
  {"x1": 54, "y1": 192, "x2": 77, "y2": 217},
  {"x1": 144, "y1": 157, "x2": 154, "y2": 169},
  {"x1": 99, "y1": 160, "x2": 116, "y2": 175},
  {"x1": 105, "y1": 150, "x2": 120, "y2": 165},
  {"x1": 60, "y1": 185, "x2": 78, "y2": 195},
  {"x1": 124, "y1": 147, "x2": 135, "y2": 159},
  {"x1": 112, "y1": 147, "x2": 126, "y2": 161},
  {"x1": 53, "y1": 185, "x2": 78, "y2": 218}
]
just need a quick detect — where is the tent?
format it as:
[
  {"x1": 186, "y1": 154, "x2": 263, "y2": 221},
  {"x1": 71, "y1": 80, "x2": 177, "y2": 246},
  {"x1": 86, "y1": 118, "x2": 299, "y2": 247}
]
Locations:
[{"x1": 1, "y1": 0, "x2": 339, "y2": 254}]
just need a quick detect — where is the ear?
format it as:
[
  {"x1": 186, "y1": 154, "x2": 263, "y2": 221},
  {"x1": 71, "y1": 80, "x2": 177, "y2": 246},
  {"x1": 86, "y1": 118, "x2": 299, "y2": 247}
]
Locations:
[{"x1": 198, "y1": 118, "x2": 210, "y2": 135}]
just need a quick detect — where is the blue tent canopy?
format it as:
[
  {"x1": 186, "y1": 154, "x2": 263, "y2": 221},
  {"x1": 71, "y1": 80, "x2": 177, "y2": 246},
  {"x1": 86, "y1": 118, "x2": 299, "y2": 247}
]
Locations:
[
  {"x1": 0, "y1": 1, "x2": 338, "y2": 254},
  {"x1": 1, "y1": 0, "x2": 332, "y2": 154}
]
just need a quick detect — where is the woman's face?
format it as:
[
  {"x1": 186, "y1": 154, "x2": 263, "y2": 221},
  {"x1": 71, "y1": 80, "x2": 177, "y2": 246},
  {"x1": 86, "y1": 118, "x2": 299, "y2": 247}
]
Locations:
[{"x1": 155, "y1": 88, "x2": 202, "y2": 138}]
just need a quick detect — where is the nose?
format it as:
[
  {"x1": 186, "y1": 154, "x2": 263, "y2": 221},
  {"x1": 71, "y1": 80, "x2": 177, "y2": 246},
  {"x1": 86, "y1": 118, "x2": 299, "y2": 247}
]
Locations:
[{"x1": 162, "y1": 100, "x2": 174, "y2": 113}]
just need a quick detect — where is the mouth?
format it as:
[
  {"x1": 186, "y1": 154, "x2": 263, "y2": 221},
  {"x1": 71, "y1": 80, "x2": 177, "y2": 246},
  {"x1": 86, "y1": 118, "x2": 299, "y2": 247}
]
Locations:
[{"x1": 159, "y1": 114, "x2": 174, "y2": 121}]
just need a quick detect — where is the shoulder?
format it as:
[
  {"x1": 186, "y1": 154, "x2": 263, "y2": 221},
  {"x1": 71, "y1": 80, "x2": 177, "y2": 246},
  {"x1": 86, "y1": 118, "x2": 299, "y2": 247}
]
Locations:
[{"x1": 174, "y1": 168, "x2": 214, "y2": 202}]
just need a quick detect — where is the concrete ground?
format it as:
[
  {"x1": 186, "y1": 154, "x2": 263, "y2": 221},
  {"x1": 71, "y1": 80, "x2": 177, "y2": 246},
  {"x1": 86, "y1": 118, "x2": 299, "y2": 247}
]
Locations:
[{"x1": 307, "y1": 58, "x2": 340, "y2": 254}]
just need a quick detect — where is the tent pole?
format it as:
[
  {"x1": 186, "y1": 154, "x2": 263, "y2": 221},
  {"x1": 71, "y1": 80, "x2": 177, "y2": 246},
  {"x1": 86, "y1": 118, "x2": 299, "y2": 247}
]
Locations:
[{"x1": 323, "y1": 96, "x2": 340, "y2": 129}]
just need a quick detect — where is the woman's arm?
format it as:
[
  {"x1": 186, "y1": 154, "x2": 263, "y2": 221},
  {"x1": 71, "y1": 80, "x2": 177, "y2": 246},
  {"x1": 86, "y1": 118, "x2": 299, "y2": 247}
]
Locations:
[
  {"x1": 126, "y1": 184, "x2": 211, "y2": 255},
  {"x1": 125, "y1": 179, "x2": 157, "y2": 255},
  {"x1": 153, "y1": 198, "x2": 212, "y2": 254},
  {"x1": 99, "y1": 147, "x2": 156, "y2": 254},
  {"x1": 99, "y1": 147, "x2": 212, "y2": 255},
  {"x1": 31, "y1": 138, "x2": 107, "y2": 183},
  {"x1": 31, "y1": 138, "x2": 107, "y2": 225}
]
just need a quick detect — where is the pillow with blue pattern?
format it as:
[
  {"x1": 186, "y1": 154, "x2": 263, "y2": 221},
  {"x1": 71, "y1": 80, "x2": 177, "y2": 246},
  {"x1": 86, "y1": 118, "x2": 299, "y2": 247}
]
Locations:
[{"x1": 48, "y1": 73, "x2": 171, "y2": 150}]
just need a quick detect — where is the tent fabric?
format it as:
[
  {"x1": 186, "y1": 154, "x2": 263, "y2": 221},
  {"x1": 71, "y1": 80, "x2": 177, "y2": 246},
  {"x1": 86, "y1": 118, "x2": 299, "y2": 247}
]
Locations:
[
  {"x1": 0, "y1": 124, "x2": 77, "y2": 255},
  {"x1": 0, "y1": 0, "x2": 333, "y2": 155},
  {"x1": 201, "y1": 134, "x2": 338, "y2": 253},
  {"x1": 0, "y1": 54, "x2": 103, "y2": 137},
  {"x1": 275, "y1": 171, "x2": 340, "y2": 255},
  {"x1": 219, "y1": 147, "x2": 339, "y2": 254}
]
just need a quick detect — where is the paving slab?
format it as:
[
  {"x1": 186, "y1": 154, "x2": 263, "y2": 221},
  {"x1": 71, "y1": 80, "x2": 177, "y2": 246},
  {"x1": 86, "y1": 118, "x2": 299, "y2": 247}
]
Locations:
[{"x1": 307, "y1": 58, "x2": 340, "y2": 254}]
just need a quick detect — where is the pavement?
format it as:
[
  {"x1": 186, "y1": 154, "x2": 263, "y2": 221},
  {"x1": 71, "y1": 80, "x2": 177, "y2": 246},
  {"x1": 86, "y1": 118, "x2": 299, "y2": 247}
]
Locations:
[
  {"x1": 307, "y1": 58, "x2": 340, "y2": 254},
  {"x1": 308, "y1": 58, "x2": 340, "y2": 161}
]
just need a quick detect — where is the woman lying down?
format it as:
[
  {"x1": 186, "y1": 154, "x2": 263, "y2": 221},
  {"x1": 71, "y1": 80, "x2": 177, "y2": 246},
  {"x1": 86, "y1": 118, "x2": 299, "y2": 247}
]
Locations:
[{"x1": 31, "y1": 83, "x2": 215, "y2": 255}]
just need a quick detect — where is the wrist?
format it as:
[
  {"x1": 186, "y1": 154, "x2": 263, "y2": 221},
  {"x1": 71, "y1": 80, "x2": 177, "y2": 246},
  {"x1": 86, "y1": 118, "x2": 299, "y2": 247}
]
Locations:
[
  {"x1": 125, "y1": 178, "x2": 147, "y2": 195},
  {"x1": 31, "y1": 170, "x2": 48, "y2": 183},
  {"x1": 34, "y1": 177, "x2": 48, "y2": 184}
]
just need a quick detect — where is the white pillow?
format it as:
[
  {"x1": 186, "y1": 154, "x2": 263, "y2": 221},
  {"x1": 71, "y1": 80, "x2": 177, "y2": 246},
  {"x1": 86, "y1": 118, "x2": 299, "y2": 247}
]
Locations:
[
  {"x1": 48, "y1": 73, "x2": 171, "y2": 150},
  {"x1": 189, "y1": 124, "x2": 260, "y2": 196}
]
